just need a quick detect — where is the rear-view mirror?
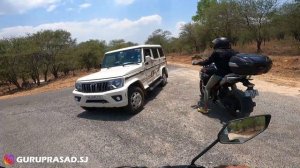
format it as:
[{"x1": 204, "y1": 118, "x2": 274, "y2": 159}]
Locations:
[
  {"x1": 218, "y1": 114, "x2": 271, "y2": 144},
  {"x1": 145, "y1": 55, "x2": 152, "y2": 62}
]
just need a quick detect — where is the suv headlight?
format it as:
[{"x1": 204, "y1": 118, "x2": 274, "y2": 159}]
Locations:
[
  {"x1": 107, "y1": 78, "x2": 124, "y2": 90},
  {"x1": 75, "y1": 82, "x2": 82, "y2": 91}
]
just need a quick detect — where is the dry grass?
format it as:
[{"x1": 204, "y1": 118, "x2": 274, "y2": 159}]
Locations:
[{"x1": 234, "y1": 38, "x2": 300, "y2": 56}]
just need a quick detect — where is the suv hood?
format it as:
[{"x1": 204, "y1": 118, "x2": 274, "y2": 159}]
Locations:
[{"x1": 77, "y1": 65, "x2": 142, "y2": 81}]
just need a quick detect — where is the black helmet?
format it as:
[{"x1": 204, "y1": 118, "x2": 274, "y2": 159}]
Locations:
[{"x1": 212, "y1": 37, "x2": 231, "y2": 49}]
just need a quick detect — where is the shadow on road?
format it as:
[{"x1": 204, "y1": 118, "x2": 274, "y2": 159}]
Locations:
[
  {"x1": 145, "y1": 86, "x2": 163, "y2": 104},
  {"x1": 191, "y1": 100, "x2": 235, "y2": 125},
  {"x1": 205, "y1": 104, "x2": 236, "y2": 125},
  {"x1": 77, "y1": 86, "x2": 164, "y2": 121},
  {"x1": 77, "y1": 108, "x2": 135, "y2": 121}
]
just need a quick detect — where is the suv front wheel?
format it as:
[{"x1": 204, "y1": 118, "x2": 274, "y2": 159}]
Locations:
[
  {"x1": 126, "y1": 86, "x2": 144, "y2": 114},
  {"x1": 160, "y1": 71, "x2": 168, "y2": 87}
]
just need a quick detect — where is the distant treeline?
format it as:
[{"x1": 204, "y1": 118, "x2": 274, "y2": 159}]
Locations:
[
  {"x1": 146, "y1": 0, "x2": 300, "y2": 54},
  {"x1": 0, "y1": 0, "x2": 299, "y2": 90},
  {"x1": 0, "y1": 30, "x2": 138, "y2": 89}
]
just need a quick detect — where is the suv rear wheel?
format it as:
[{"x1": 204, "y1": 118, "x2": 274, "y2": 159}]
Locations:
[{"x1": 126, "y1": 86, "x2": 144, "y2": 114}]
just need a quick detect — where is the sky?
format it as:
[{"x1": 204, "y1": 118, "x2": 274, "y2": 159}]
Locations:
[{"x1": 0, "y1": 0, "x2": 198, "y2": 44}]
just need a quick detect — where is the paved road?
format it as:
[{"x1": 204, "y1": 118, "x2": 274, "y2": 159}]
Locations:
[{"x1": 1, "y1": 65, "x2": 299, "y2": 168}]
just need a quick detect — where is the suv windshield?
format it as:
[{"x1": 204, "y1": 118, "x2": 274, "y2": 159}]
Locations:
[{"x1": 102, "y1": 48, "x2": 142, "y2": 68}]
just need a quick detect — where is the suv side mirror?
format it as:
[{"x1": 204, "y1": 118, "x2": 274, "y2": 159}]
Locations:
[
  {"x1": 99, "y1": 63, "x2": 102, "y2": 69},
  {"x1": 218, "y1": 114, "x2": 271, "y2": 144},
  {"x1": 145, "y1": 55, "x2": 152, "y2": 61},
  {"x1": 145, "y1": 55, "x2": 152, "y2": 65}
]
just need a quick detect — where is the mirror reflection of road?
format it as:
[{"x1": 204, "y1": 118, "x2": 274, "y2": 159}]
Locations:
[{"x1": 0, "y1": 65, "x2": 299, "y2": 168}]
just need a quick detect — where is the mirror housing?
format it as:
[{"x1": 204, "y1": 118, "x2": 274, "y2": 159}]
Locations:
[
  {"x1": 99, "y1": 63, "x2": 102, "y2": 69},
  {"x1": 145, "y1": 55, "x2": 152, "y2": 62},
  {"x1": 218, "y1": 114, "x2": 271, "y2": 144},
  {"x1": 190, "y1": 114, "x2": 271, "y2": 166}
]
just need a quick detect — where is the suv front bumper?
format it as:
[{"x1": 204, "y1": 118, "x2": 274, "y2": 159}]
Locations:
[{"x1": 72, "y1": 87, "x2": 128, "y2": 108}]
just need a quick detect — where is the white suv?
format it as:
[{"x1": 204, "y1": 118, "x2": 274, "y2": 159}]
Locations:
[{"x1": 73, "y1": 45, "x2": 168, "y2": 113}]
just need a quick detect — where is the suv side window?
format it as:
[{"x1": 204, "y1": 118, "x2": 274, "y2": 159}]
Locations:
[
  {"x1": 151, "y1": 48, "x2": 159, "y2": 59},
  {"x1": 158, "y1": 48, "x2": 164, "y2": 57}
]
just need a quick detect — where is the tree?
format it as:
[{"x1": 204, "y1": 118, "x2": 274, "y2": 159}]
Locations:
[
  {"x1": 108, "y1": 39, "x2": 137, "y2": 51},
  {"x1": 0, "y1": 40, "x2": 11, "y2": 88},
  {"x1": 203, "y1": 0, "x2": 242, "y2": 45},
  {"x1": 31, "y1": 30, "x2": 76, "y2": 79},
  {"x1": 278, "y1": 1, "x2": 300, "y2": 42},
  {"x1": 179, "y1": 23, "x2": 211, "y2": 52},
  {"x1": 192, "y1": 0, "x2": 217, "y2": 22},
  {"x1": 31, "y1": 31, "x2": 52, "y2": 82},
  {"x1": 188, "y1": 1, "x2": 243, "y2": 51},
  {"x1": 22, "y1": 35, "x2": 44, "y2": 85},
  {"x1": 237, "y1": 0, "x2": 278, "y2": 52},
  {"x1": 50, "y1": 30, "x2": 76, "y2": 78},
  {"x1": 168, "y1": 37, "x2": 185, "y2": 54},
  {"x1": 59, "y1": 47, "x2": 78, "y2": 75},
  {"x1": 145, "y1": 29, "x2": 172, "y2": 52},
  {"x1": 76, "y1": 40, "x2": 106, "y2": 71},
  {"x1": 0, "y1": 38, "x2": 30, "y2": 89}
]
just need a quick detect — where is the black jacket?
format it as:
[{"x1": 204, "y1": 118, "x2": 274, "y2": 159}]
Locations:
[{"x1": 197, "y1": 49, "x2": 237, "y2": 76}]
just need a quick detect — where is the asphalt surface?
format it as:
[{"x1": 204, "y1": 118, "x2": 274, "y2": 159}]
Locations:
[{"x1": 1, "y1": 65, "x2": 300, "y2": 168}]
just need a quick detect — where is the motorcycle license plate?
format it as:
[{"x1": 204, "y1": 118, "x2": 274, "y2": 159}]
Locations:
[{"x1": 245, "y1": 90, "x2": 259, "y2": 98}]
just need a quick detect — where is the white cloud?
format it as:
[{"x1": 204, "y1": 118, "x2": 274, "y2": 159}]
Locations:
[
  {"x1": 115, "y1": 0, "x2": 135, "y2": 5},
  {"x1": 0, "y1": 0, "x2": 61, "y2": 14},
  {"x1": 46, "y1": 4, "x2": 57, "y2": 12},
  {"x1": 79, "y1": 3, "x2": 91, "y2": 9},
  {"x1": 176, "y1": 21, "x2": 186, "y2": 31},
  {"x1": 173, "y1": 21, "x2": 186, "y2": 37},
  {"x1": 0, "y1": 15, "x2": 162, "y2": 44}
]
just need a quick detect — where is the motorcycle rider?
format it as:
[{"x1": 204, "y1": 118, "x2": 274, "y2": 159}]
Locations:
[{"x1": 192, "y1": 37, "x2": 237, "y2": 113}]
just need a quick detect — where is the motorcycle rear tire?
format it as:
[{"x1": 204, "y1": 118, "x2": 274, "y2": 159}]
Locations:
[{"x1": 226, "y1": 90, "x2": 254, "y2": 117}]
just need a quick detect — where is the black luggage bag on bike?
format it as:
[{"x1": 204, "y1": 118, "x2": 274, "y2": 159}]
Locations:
[{"x1": 229, "y1": 53, "x2": 272, "y2": 75}]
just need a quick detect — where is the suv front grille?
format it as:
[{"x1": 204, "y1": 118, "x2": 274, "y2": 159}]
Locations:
[{"x1": 82, "y1": 82, "x2": 109, "y2": 93}]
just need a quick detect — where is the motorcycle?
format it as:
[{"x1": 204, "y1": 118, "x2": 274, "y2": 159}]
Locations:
[
  {"x1": 196, "y1": 53, "x2": 272, "y2": 117},
  {"x1": 117, "y1": 114, "x2": 271, "y2": 168}
]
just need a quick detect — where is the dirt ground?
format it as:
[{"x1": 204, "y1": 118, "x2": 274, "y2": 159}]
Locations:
[{"x1": 167, "y1": 54, "x2": 300, "y2": 88}]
